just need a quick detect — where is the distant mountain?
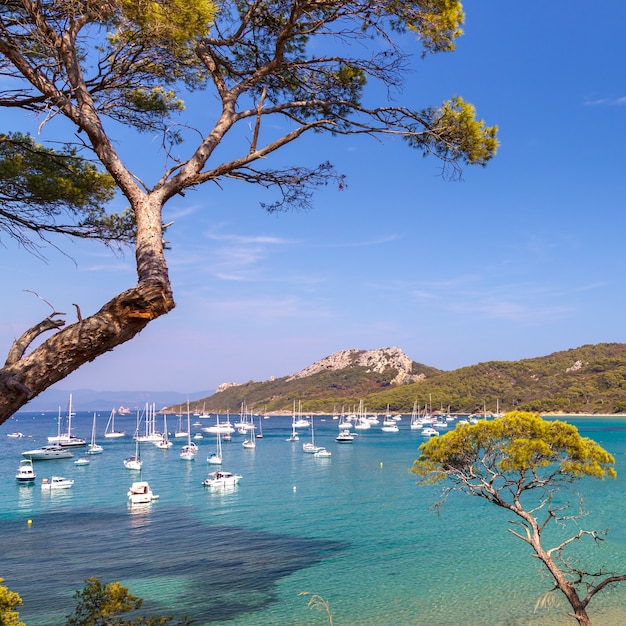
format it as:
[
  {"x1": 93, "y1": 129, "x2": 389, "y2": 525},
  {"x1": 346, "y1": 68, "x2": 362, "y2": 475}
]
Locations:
[
  {"x1": 174, "y1": 346, "x2": 441, "y2": 414},
  {"x1": 179, "y1": 343, "x2": 626, "y2": 415},
  {"x1": 22, "y1": 388, "x2": 214, "y2": 413}
]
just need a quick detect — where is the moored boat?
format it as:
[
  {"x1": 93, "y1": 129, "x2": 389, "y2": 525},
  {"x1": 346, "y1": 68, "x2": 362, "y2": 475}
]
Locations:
[
  {"x1": 21, "y1": 445, "x2": 74, "y2": 460},
  {"x1": 41, "y1": 476, "x2": 74, "y2": 490},
  {"x1": 336, "y1": 429, "x2": 355, "y2": 443},
  {"x1": 202, "y1": 470, "x2": 242, "y2": 488},
  {"x1": 127, "y1": 481, "x2": 159, "y2": 505},
  {"x1": 15, "y1": 459, "x2": 36, "y2": 482}
]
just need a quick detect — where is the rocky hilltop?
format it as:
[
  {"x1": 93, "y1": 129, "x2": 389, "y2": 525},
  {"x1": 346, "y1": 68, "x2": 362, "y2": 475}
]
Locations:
[
  {"x1": 286, "y1": 347, "x2": 423, "y2": 385},
  {"x1": 175, "y1": 342, "x2": 626, "y2": 416}
]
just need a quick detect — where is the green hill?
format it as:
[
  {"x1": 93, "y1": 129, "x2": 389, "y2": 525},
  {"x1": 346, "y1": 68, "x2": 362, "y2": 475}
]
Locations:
[{"x1": 173, "y1": 343, "x2": 626, "y2": 415}]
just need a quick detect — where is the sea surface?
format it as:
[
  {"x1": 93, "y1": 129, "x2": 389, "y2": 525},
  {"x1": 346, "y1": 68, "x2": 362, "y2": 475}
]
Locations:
[{"x1": 1, "y1": 410, "x2": 626, "y2": 625}]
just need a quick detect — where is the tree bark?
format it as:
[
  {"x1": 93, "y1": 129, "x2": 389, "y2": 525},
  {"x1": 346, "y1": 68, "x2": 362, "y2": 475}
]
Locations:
[{"x1": 0, "y1": 280, "x2": 174, "y2": 423}]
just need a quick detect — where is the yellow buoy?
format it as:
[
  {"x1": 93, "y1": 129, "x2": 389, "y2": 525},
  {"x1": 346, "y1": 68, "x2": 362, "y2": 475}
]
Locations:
[{"x1": 27, "y1": 519, "x2": 32, "y2": 525}]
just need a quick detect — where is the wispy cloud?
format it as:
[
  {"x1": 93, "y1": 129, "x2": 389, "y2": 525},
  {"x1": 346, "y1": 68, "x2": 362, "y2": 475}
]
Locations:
[{"x1": 583, "y1": 96, "x2": 626, "y2": 106}]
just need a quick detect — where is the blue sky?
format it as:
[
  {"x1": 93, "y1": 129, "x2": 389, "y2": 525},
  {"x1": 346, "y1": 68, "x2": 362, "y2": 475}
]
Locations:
[{"x1": 2, "y1": 1, "x2": 626, "y2": 394}]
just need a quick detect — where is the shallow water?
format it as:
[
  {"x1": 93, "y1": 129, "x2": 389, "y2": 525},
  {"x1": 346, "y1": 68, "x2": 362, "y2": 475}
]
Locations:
[{"x1": 2, "y1": 412, "x2": 626, "y2": 625}]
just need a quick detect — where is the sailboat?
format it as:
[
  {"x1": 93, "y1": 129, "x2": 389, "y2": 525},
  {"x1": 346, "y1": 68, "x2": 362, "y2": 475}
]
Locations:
[
  {"x1": 207, "y1": 420, "x2": 223, "y2": 465},
  {"x1": 286, "y1": 409, "x2": 299, "y2": 442},
  {"x1": 48, "y1": 394, "x2": 86, "y2": 447},
  {"x1": 293, "y1": 400, "x2": 310, "y2": 428},
  {"x1": 124, "y1": 414, "x2": 143, "y2": 470},
  {"x1": 256, "y1": 415, "x2": 263, "y2": 439},
  {"x1": 174, "y1": 412, "x2": 188, "y2": 438},
  {"x1": 104, "y1": 408, "x2": 125, "y2": 438},
  {"x1": 302, "y1": 415, "x2": 322, "y2": 453},
  {"x1": 155, "y1": 415, "x2": 173, "y2": 449},
  {"x1": 180, "y1": 402, "x2": 198, "y2": 460},
  {"x1": 86, "y1": 413, "x2": 104, "y2": 455}
]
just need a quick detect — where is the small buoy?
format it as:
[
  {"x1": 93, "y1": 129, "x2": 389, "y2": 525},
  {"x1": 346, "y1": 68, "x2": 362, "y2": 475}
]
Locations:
[
  {"x1": 292, "y1": 485, "x2": 297, "y2": 492},
  {"x1": 380, "y1": 462, "x2": 383, "y2": 469},
  {"x1": 27, "y1": 519, "x2": 32, "y2": 526}
]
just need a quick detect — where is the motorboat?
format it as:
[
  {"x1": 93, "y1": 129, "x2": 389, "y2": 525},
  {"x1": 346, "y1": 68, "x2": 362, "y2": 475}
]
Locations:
[
  {"x1": 41, "y1": 476, "x2": 74, "y2": 490},
  {"x1": 74, "y1": 457, "x2": 90, "y2": 466},
  {"x1": 336, "y1": 429, "x2": 355, "y2": 443},
  {"x1": 314, "y1": 448, "x2": 332, "y2": 458},
  {"x1": 21, "y1": 445, "x2": 74, "y2": 460},
  {"x1": 7, "y1": 432, "x2": 24, "y2": 438},
  {"x1": 202, "y1": 470, "x2": 242, "y2": 488},
  {"x1": 420, "y1": 427, "x2": 439, "y2": 437},
  {"x1": 127, "y1": 481, "x2": 159, "y2": 505},
  {"x1": 15, "y1": 459, "x2": 36, "y2": 482},
  {"x1": 381, "y1": 423, "x2": 399, "y2": 433}
]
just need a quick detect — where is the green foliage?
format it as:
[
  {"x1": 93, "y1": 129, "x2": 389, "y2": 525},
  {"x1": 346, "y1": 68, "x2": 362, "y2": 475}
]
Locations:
[
  {"x1": 368, "y1": 342, "x2": 626, "y2": 414},
  {"x1": 119, "y1": 0, "x2": 216, "y2": 47},
  {"x1": 65, "y1": 577, "x2": 192, "y2": 626},
  {"x1": 423, "y1": 96, "x2": 499, "y2": 166},
  {"x1": 187, "y1": 343, "x2": 626, "y2": 416},
  {"x1": 0, "y1": 578, "x2": 25, "y2": 626},
  {"x1": 404, "y1": 0, "x2": 465, "y2": 54},
  {"x1": 0, "y1": 133, "x2": 135, "y2": 246},
  {"x1": 411, "y1": 411, "x2": 617, "y2": 486}
]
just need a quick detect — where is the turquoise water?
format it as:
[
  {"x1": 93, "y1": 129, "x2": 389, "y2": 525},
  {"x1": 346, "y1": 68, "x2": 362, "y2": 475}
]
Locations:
[{"x1": 2, "y1": 412, "x2": 626, "y2": 625}]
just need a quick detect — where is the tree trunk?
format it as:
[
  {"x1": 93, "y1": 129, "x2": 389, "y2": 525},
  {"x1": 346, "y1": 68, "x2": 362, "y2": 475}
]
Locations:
[
  {"x1": 0, "y1": 195, "x2": 175, "y2": 424},
  {"x1": 0, "y1": 281, "x2": 175, "y2": 422}
]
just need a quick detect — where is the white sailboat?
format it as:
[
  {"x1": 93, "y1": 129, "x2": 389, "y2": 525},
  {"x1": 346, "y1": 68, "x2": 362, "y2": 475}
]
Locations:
[
  {"x1": 207, "y1": 423, "x2": 223, "y2": 465},
  {"x1": 86, "y1": 413, "x2": 104, "y2": 454},
  {"x1": 286, "y1": 409, "x2": 299, "y2": 442},
  {"x1": 180, "y1": 402, "x2": 198, "y2": 460},
  {"x1": 155, "y1": 415, "x2": 173, "y2": 449},
  {"x1": 302, "y1": 415, "x2": 322, "y2": 453},
  {"x1": 48, "y1": 394, "x2": 86, "y2": 447},
  {"x1": 135, "y1": 403, "x2": 162, "y2": 442},
  {"x1": 124, "y1": 414, "x2": 143, "y2": 470},
  {"x1": 104, "y1": 408, "x2": 125, "y2": 438},
  {"x1": 174, "y1": 412, "x2": 188, "y2": 438}
]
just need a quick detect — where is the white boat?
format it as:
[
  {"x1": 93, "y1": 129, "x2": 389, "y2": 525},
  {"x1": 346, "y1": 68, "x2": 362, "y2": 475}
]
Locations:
[
  {"x1": 207, "y1": 425, "x2": 223, "y2": 465},
  {"x1": 86, "y1": 413, "x2": 104, "y2": 454},
  {"x1": 124, "y1": 418, "x2": 143, "y2": 470},
  {"x1": 74, "y1": 457, "x2": 90, "y2": 466},
  {"x1": 202, "y1": 470, "x2": 242, "y2": 488},
  {"x1": 15, "y1": 459, "x2": 36, "y2": 482},
  {"x1": 154, "y1": 415, "x2": 173, "y2": 449},
  {"x1": 293, "y1": 400, "x2": 310, "y2": 428},
  {"x1": 48, "y1": 394, "x2": 86, "y2": 447},
  {"x1": 242, "y1": 435, "x2": 256, "y2": 449},
  {"x1": 41, "y1": 476, "x2": 74, "y2": 490},
  {"x1": 201, "y1": 415, "x2": 236, "y2": 435},
  {"x1": 286, "y1": 409, "x2": 300, "y2": 441},
  {"x1": 22, "y1": 445, "x2": 74, "y2": 460},
  {"x1": 336, "y1": 429, "x2": 355, "y2": 443},
  {"x1": 180, "y1": 402, "x2": 198, "y2": 460},
  {"x1": 174, "y1": 412, "x2": 188, "y2": 438},
  {"x1": 7, "y1": 432, "x2": 24, "y2": 438},
  {"x1": 302, "y1": 415, "x2": 322, "y2": 453},
  {"x1": 314, "y1": 447, "x2": 332, "y2": 458},
  {"x1": 135, "y1": 403, "x2": 162, "y2": 442},
  {"x1": 104, "y1": 408, "x2": 125, "y2": 439},
  {"x1": 420, "y1": 427, "x2": 439, "y2": 437},
  {"x1": 127, "y1": 481, "x2": 159, "y2": 505},
  {"x1": 381, "y1": 422, "x2": 399, "y2": 433}
]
